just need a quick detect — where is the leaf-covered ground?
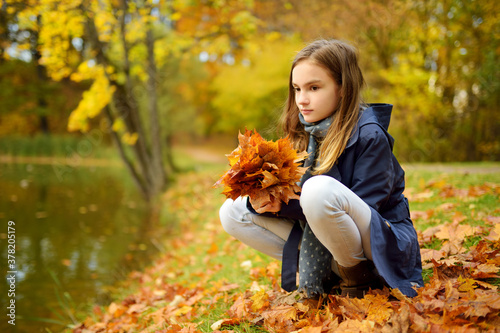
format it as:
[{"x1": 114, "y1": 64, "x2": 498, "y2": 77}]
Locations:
[{"x1": 72, "y1": 164, "x2": 500, "y2": 333}]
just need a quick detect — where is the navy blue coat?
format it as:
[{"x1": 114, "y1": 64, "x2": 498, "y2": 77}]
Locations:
[{"x1": 251, "y1": 104, "x2": 423, "y2": 296}]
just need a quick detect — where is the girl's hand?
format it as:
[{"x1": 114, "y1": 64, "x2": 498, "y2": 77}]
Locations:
[{"x1": 248, "y1": 197, "x2": 256, "y2": 210}]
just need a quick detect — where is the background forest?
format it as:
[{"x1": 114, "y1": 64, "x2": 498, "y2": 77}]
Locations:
[{"x1": 0, "y1": 0, "x2": 499, "y2": 200}]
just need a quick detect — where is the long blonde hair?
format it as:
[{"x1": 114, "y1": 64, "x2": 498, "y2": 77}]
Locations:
[{"x1": 280, "y1": 39, "x2": 365, "y2": 175}]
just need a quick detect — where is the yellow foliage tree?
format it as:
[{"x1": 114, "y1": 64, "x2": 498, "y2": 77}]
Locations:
[{"x1": 2, "y1": 0, "x2": 266, "y2": 201}]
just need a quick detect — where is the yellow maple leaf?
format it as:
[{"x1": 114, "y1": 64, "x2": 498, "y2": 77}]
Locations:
[
  {"x1": 365, "y1": 294, "x2": 393, "y2": 323},
  {"x1": 250, "y1": 289, "x2": 270, "y2": 312},
  {"x1": 457, "y1": 275, "x2": 477, "y2": 297},
  {"x1": 122, "y1": 132, "x2": 139, "y2": 146},
  {"x1": 108, "y1": 302, "x2": 125, "y2": 318},
  {"x1": 173, "y1": 305, "x2": 192, "y2": 316}
]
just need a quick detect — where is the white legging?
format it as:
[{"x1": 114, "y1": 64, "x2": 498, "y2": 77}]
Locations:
[{"x1": 219, "y1": 175, "x2": 372, "y2": 272}]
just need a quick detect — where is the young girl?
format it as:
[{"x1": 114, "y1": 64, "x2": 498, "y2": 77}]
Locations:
[{"x1": 219, "y1": 39, "x2": 423, "y2": 299}]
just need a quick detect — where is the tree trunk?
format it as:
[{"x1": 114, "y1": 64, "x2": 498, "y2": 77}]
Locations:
[
  {"x1": 165, "y1": 133, "x2": 180, "y2": 173},
  {"x1": 118, "y1": 0, "x2": 156, "y2": 193},
  {"x1": 82, "y1": 2, "x2": 168, "y2": 202},
  {"x1": 104, "y1": 106, "x2": 150, "y2": 200},
  {"x1": 33, "y1": 15, "x2": 50, "y2": 134},
  {"x1": 146, "y1": 26, "x2": 167, "y2": 194}
]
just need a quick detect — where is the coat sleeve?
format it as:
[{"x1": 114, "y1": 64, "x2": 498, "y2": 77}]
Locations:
[
  {"x1": 350, "y1": 124, "x2": 394, "y2": 211},
  {"x1": 246, "y1": 197, "x2": 306, "y2": 221}
]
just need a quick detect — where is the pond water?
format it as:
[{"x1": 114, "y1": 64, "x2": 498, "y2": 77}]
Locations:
[{"x1": 0, "y1": 162, "x2": 166, "y2": 333}]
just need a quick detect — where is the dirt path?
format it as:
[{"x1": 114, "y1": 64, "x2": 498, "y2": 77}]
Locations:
[
  {"x1": 181, "y1": 146, "x2": 229, "y2": 164},
  {"x1": 0, "y1": 155, "x2": 122, "y2": 167}
]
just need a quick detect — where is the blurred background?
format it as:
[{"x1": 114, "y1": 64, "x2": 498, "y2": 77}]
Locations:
[{"x1": 0, "y1": 0, "x2": 498, "y2": 331}]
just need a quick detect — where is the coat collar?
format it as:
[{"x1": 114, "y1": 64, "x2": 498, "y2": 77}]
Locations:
[
  {"x1": 345, "y1": 103, "x2": 393, "y2": 149},
  {"x1": 304, "y1": 104, "x2": 394, "y2": 184}
]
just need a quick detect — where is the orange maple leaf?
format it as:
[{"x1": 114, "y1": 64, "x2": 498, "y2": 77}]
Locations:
[{"x1": 214, "y1": 129, "x2": 308, "y2": 213}]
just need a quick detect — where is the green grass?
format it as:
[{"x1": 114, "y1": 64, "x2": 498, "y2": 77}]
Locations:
[
  {"x1": 421, "y1": 268, "x2": 433, "y2": 284},
  {"x1": 0, "y1": 134, "x2": 119, "y2": 159}
]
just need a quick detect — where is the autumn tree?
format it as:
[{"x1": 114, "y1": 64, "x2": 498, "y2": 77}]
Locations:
[
  {"x1": 1, "y1": 0, "x2": 266, "y2": 202},
  {"x1": 0, "y1": 0, "x2": 59, "y2": 134},
  {"x1": 408, "y1": 0, "x2": 500, "y2": 161},
  {"x1": 357, "y1": 0, "x2": 500, "y2": 161}
]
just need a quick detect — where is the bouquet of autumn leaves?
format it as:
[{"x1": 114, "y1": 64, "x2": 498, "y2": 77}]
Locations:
[{"x1": 214, "y1": 129, "x2": 308, "y2": 214}]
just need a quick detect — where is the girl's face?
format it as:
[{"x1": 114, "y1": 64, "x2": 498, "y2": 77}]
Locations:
[{"x1": 292, "y1": 60, "x2": 342, "y2": 123}]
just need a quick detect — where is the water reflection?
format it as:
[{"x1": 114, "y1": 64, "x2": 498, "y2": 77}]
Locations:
[{"x1": 0, "y1": 163, "x2": 164, "y2": 333}]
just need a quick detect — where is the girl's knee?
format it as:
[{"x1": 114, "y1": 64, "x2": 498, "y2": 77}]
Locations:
[
  {"x1": 219, "y1": 198, "x2": 250, "y2": 237},
  {"x1": 300, "y1": 175, "x2": 348, "y2": 224},
  {"x1": 301, "y1": 175, "x2": 338, "y2": 207},
  {"x1": 219, "y1": 199, "x2": 238, "y2": 234}
]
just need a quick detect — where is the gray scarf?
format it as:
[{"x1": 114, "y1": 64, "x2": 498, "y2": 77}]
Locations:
[
  {"x1": 297, "y1": 113, "x2": 338, "y2": 297},
  {"x1": 300, "y1": 113, "x2": 333, "y2": 169}
]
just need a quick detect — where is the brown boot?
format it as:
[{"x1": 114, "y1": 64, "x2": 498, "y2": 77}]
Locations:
[{"x1": 337, "y1": 260, "x2": 378, "y2": 298}]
